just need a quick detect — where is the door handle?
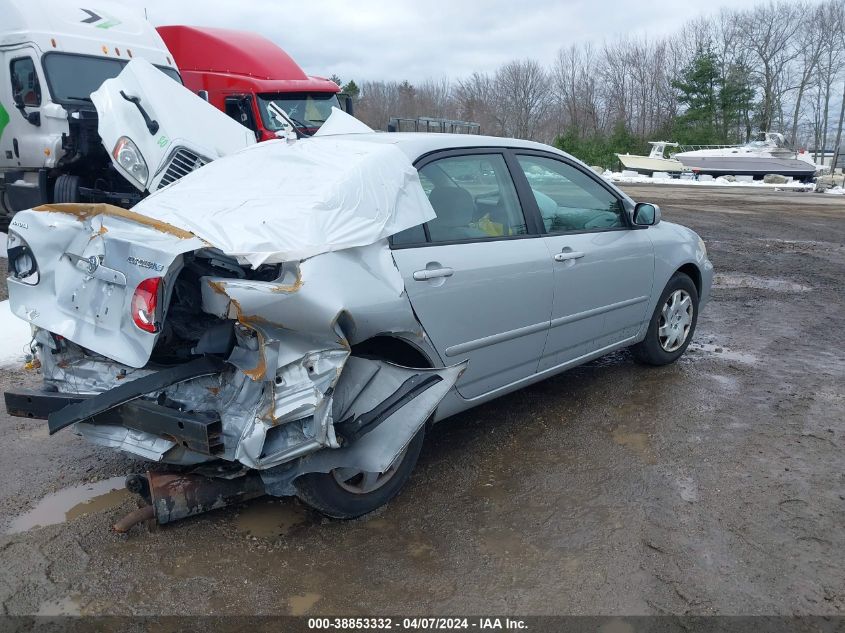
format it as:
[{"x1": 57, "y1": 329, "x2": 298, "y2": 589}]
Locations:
[
  {"x1": 413, "y1": 267, "x2": 454, "y2": 281},
  {"x1": 554, "y1": 251, "x2": 585, "y2": 262}
]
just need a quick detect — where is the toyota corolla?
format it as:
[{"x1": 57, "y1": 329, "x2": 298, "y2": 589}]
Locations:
[{"x1": 3, "y1": 110, "x2": 712, "y2": 524}]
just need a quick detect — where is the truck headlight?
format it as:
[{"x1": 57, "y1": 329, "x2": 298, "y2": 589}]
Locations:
[{"x1": 112, "y1": 136, "x2": 149, "y2": 188}]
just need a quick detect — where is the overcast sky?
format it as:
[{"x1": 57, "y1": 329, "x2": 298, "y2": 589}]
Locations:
[{"x1": 139, "y1": 0, "x2": 796, "y2": 83}]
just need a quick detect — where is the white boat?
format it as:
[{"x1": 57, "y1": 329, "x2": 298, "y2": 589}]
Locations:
[
  {"x1": 674, "y1": 133, "x2": 817, "y2": 180},
  {"x1": 616, "y1": 142, "x2": 684, "y2": 175}
]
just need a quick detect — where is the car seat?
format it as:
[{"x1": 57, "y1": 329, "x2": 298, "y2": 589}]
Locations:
[{"x1": 427, "y1": 186, "x2": 487, "y2": 241}]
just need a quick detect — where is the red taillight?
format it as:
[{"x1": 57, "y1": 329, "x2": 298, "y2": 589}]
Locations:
[{"x1": 131, "y1": 277, "x2": 161, "y2": 333}]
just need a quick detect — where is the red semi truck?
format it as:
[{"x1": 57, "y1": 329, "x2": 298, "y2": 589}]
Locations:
[{"x1": 156, "y1": 26, "x2": 351, "y2": 140}]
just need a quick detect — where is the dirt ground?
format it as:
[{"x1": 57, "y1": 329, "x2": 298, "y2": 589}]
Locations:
[{"x1": 0, "y1": 185, "x2": 843, "y2": 616}]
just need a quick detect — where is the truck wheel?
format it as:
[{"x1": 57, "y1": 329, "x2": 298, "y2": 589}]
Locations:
[
  {"x1": 0, "y1": 189, "x2": 10, "y2": 220},
  {"x1": 54, "y1": 174, "x2": 81, "y2": 203},
  {"x1": 294, "y1": 426, "x2": 425, "y2": 519}
]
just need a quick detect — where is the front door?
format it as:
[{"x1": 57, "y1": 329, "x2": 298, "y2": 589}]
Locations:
[
  {"x1": 2, "y1": 48, "x2": 48, "y2": 170},
  {"x1": 391, "y1": 151, "x2": 552, "y2": 400},
  {"x1": 512, "y1": 153, "x2": 655, "y2": 371}
]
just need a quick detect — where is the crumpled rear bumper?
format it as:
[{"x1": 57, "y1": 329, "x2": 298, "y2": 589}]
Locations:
[{"x1": 4, "y1": 354, "x2": 466, "y2": 489}]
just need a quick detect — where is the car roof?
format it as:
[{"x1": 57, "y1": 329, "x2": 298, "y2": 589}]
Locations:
[{"x1": 311, "y1": 132, "x2": 576, "y2": 163}]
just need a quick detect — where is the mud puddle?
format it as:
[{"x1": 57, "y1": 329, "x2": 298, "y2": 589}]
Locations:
[
  {"x1": 713, "y1": 273, "x2": 811, "y2": 292},
  {"x1": 36, "y1": 596, "x2": 82, "y2": 616},
  {"x1": 289, "y1": 592, "x2": 321, "y2": 615},
  {"x1": 686, "y1": 342, "x2": 758, "y2": 365},
  {"x1": 5, "y1": 476, "x2": 129, "y2": 534},
  {"x1": 234, "y1": 497, "x2": 310, "y2": 538}
]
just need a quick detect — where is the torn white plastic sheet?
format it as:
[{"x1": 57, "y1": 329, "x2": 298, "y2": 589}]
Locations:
[
  {"x1": 132, "y1": 135, "x2": 436, "y2": 267},
  {"x1": 313, "y1": 107, "x2": 375, "y2": 136}
]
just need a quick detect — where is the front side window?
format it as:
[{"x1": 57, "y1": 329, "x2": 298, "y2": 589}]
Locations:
[
  {"x1": 10, "y1": 57, "x2": 41, "y2": 106},
  {"x1": 225, "y1": 97, "x2": 258, "y2": 132},
  {"x1": 418, "y1": 154, "x2": 527, "y2": 243},
  {"x1": 257, "y1": 92, "x2": 340, "y2": 131},
  {"x1": 42, "y1": 53, "x2": 181, "y2": 104},
  {"x1": 516, "y1": 155, "x2": 625, "y2": 233}
]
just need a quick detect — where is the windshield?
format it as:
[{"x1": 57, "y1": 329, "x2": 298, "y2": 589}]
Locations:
[
  {"x1": 42, "y1": 53, "x2": 181, "y2": 104},
  {"x1": 257, "y1": 93, "x2": 340, "y2": 130}
]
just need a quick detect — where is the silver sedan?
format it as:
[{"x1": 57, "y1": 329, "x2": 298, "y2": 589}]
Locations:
[{"x1": 5, "y1": 133, "x2": 713, "y2": 522}]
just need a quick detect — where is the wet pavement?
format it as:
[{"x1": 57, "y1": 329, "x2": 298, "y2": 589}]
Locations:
[{"x1": 0, "y1": 185, "x2": 843, "y2": 615}]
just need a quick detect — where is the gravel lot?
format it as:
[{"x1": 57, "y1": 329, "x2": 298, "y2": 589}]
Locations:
[{"x1": 0, "y1": 185, "x2": 843, "y2": 616}]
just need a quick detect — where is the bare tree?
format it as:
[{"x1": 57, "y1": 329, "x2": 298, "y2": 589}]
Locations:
[
  {"x1": 494, "y1": 59, "x2": 553, "y2": 140},
  {"x1": 738, "y1": 2, "x2": 803, "y2": 132},
  {"x1": 344, "y1": 0, "x2": 844, "y2": 158}
]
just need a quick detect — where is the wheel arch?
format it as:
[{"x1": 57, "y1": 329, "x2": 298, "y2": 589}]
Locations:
[
  {"x1": 350, "y1": 334, "x2": 435, "y2": 369},
  {"x1": 675, "y1": 262, "x2": 702, "y2": 295}
]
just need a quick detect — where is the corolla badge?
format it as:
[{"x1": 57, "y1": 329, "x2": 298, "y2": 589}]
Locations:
[{"x1": 127, "y1": 256, "x2": 164, "y2": 272}]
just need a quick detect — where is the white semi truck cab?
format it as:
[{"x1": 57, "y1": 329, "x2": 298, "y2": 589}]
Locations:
[{"x1": 0, "y1": 1, "x2": 254, "y2": 227}]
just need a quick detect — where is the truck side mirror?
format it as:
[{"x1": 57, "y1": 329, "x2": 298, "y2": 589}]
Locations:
[
  {"x1": 343, "y1": 95, "x2": 354, "y2": 116},
  {"x1": 197, "y1": 90, "x2": 209, "y2": 102},
  {"x1": 12, "y1": 92, "x2": 40, "y2": 126}
]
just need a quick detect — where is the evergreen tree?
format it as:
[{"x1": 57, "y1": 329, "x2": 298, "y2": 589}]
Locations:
[
  {"x1": 341, "y1": 80, "x2": 360, "y2": 100},
  {"x1": 672, "y1": 48, "x2": 756, "y2": 144}
]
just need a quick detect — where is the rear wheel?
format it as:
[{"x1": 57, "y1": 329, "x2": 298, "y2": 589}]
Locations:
[
  {"x1": 54, "y1": 174, "x2": 81, "y2": 203},
  {"x1": 294, "y1": 426, "x2": 425, "y2": 519},
  {"x1": 631, "y1": 272, "x2": 699, "y2": 366}
]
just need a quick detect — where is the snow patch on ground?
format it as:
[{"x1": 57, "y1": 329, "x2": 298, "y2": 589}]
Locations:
[
  {"x1": 824, "y1": 186, "x2": 845, "y2": 195},
  {"x1": 0, "y1": 300, "x2": 34, "y2": 368},
  {"x1": 602, "y1": 171, "x2": 816, "y2": 191}
]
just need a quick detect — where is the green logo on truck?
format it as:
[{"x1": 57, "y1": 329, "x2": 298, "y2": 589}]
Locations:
[
  {"x1": 80, "y1": 9, "x2": 122, "y2": 29},
  {"x1": 0, "y1": 103, "x2": 10, "y2": 142}
]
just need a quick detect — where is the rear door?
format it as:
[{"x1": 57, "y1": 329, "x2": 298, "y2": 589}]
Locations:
[
  {"x1": 512, "y1": 152, "x2": 655, "y2": 371},
  {"x1": 390, "y1": 150, "x2": 552, "y2": 400}
]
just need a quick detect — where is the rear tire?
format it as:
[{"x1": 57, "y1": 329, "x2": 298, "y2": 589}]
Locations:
[
  {"x1": 54, "y1": 174, "x2": 81, "y2": 203},
  {"x1": 294, "y1": 426, "x2": 426, "y2": 519},
  {"x1": 631, "y1": 272, "x2": 699, "y2": 366}
]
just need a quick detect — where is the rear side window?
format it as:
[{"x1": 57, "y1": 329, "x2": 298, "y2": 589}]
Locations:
[
  {"x1": 418, "y1": 153, "x2": 528, "y2": 243},
  {"x1": 10, "y1": 57, "x2": 41, "y2": 106},
  {"x1": 516, "y1": 155, "x2": 625, "y2": 233}
]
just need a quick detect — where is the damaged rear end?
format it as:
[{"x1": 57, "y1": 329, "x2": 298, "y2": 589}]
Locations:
[{"x1": 5, "y1": 189, "x2": 459, "y2": 524}]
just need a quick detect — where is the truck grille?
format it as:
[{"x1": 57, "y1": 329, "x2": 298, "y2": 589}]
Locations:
[{"x1": 156, "y1": 148, "x2": 209, "y2": 189}]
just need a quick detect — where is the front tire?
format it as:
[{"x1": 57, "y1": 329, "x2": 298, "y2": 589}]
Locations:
[
  {"x1": 54, "y1": 174, "x2": 81, "y2": 203},
  {"x1": 631, "y1": 272, "x2": 699, "y2": 366},
  {"x1": 294, "y1": 426, "x2": 426, "y2": 519}
]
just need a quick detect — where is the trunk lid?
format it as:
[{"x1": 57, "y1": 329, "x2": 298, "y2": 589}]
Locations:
[{"x1": 6, "y1": 205, "x2": 206, "y2": 367}]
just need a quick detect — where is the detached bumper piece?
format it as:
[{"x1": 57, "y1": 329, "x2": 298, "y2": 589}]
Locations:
[
  {"x1": 335, "y1": 373, "x2": 443, "y2": 443},
  {"x1": 3, "y1": 355, "x2": 227, "y2": 456},
  {"x1": 46, "y1": 355, "x2": 225, "y2": 434}
]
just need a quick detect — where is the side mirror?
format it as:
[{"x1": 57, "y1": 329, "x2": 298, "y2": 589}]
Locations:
[
  {"x1": 13, "y1": 93, "x2": 40, "y2": 126},
  {"x1": 197, "y1": 90, "x2": 209, "y2": 102},
  {"x1": 340, "y1": 94, "x2": 354, "y2": 116},
  {"x1": 633, "y1": 202, "x2": 661, "y2": 226}
]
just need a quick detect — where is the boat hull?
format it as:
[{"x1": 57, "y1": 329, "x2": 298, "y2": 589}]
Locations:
[
  {"x1": 675, "y1": 156, "x2": 816, "y2": 180},
  {"x1": 616, "y1": 154, "x2": 684, "y2": 175}
]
